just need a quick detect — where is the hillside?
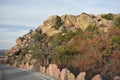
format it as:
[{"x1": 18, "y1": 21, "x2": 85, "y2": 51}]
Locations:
[{"x1": 5, "y1": 13, "x2": 120, "y2": 80}]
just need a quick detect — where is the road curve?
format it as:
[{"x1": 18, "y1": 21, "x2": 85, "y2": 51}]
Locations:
[{"x1": 0, "y1": 64, "x2": 60, "y2": 80}]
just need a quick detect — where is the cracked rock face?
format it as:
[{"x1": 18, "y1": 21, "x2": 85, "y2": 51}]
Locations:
[
  {"x1": 61, "y1": 14, "x2": 77, "y2": 27},
  {"x1": 40, "y1": 13, "x2": 114, "y2": 36}
]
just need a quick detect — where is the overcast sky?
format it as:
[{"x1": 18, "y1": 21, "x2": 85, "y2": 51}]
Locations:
[{"x1": 0, "y1": 0, "x2": 120, "y2": 49}]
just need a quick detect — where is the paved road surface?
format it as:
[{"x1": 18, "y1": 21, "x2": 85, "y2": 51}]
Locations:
[{"x1": 0, "y1": 64, "x2": 60, "y2": 80}]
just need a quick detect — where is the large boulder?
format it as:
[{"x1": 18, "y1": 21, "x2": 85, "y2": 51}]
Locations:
[
  {"x1": 113, "y1": 76, "x2": 120, "y2": 80},
  {"x1": 61, "y1": 14, "x2": 77, "y2": 27},
  {"x1": 68, "y1": 72, "x2": 75, "y2": 80},
  {"x1": 76, "y1": 72, "x2": 86, "y2": 80},
  {"x1": 60, "y1": 68, "x2": 68, "y2": 80},
  {"x1": 40, "y1": 25, "x2": 61, "y2": 36},
  {"x1": 41, "y1": 15, "x2": 62, "y2": 36},
  {"x1": 60, "y1": 68, "x2": 75, "y2": 80},
  {"x1": 77, "y1": 13, "x2": 96, "y2": 31},
  {"x1": 46, "y1": 64, "x2": 60, "y2": 78},
  {"x1": 92, "y1": 74, "x2": 103, "y2": 80},
  {"x1": 26, "y1": 61, "x2": 34, "y2": 70},
  {"x1": 40, "y1": 66, "x2": 46, "y2": 73},
  {"x1": 43, "y1": 15, "x2": 62, "y2": 28}
]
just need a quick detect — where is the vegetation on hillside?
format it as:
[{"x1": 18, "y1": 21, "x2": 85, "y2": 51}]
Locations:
[
  {"x1": 6, "y1": 13, "x2": 120, "y2": 80},
  {"x1": 102, "y1": 13, "x2": 114, "y2": 20}
]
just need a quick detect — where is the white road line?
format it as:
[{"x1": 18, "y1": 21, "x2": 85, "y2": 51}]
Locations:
[
  {"x1": 16, "y1": 68, "x2": 55, "y2": 80},
  {"x1": 29, "y1": 72, "x2": 46, "y2": 80},
  {"x1": 16, "y1": 68, "x2": 46, "y2": 80},
  {"x1": 36, "y1": 72, "x2": 54, "y2": 80}
]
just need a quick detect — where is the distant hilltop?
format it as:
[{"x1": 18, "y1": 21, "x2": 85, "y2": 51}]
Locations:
[
  {"x1": 0, "y1": 50, "x2": 6, "y2": 56},
  {"x1": 5, "y1": 13, "x2": 120, "y2": 80}
]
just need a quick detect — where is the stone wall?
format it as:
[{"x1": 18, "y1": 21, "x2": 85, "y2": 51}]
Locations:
[{"x1": 16, "y1": 63, "x2": 120, "y2": 80}]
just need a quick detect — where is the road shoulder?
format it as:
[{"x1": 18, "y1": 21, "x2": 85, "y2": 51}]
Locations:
[{"x1": 0, "y1": 70, "x2": 2, "y2": 80}]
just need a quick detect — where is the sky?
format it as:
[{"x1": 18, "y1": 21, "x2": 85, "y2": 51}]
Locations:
[{"x1": 0, "y1": 0, "x2": 120, "y2": 50}]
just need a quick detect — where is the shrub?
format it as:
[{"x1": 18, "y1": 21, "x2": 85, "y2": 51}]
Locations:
[
  {"x1": 64, "y1": 31, "x2": 76, "y2": 41},
  {"x1": 53, "y1": 31, "x2": 77, "y2": 46},
  {"x1": 114, "y1": 17, "x2": 120, "y2": 29},
  {"x1": 85, "y1": 24, "x2": 99, "y2": 33},
  {"x1": 33, "y1": 29, "x2": 47, "y2": 42},
  {"x1": 102, "y1": 13, "x2": 114, "y2": 20},
  {"x1": 20, "y1": 47, "x2": 29, "y2": 56},
  {"x1": 112, "y1": 36, "x2": 120, "y2": 44},
  {"x1": 53, "y1": 34, "x2": 64, "y2": 46},
  {"x1": 53, "y1": 45, "x2": 79, "y2": 64},
  {"x1": 52, "y1": 16, "x2": 62, "y2": 30},
  {"x1": 112, "y1": 36, "x2": 120, "y2": 50},
  {"x1": 29, "y1": 29, "x2": 33, "y2": 33},
  {"x1": 75, "y1": 28, "x2": 83, "y2": 34}
]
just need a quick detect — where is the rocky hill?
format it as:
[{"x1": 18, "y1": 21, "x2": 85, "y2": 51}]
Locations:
[{"x1": 5, "y1": 13, "x2": 120, "y2": 80}]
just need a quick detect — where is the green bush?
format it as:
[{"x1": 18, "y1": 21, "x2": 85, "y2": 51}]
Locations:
[
  {"x1": 64, "y1": 31, "x2": 76, "y2": 41},
  {"x1": 33, "y1": 29, "x2": 47, "y2": 42},
  {"x1": 114, "y1": 17, "x2": 120, "y2": 29},
  {"x1": 53, "y1": 31, "x2": 76, "y2": 46},
  {"x1": 75, "y1": 28, "x2": 83, "y2": 34},
  {"x1": 54, "y1": 45, "x2": 77, "y2": 64},
  {"x1": 85, "y1": 24, "x2": 99, "y2": 33},
  {"x1": 53, "y1": 34, "x2": 64, "y2": 46},
  {"x1": 112, "y1": 36, "x2": 120, "y2": 44},
  {"x1": 20, "y1": 47, "x2": 29, "y2": 56},
  {"x1": 101, "y1": 13, "x2": 114, "y2": 20},
  {"x1": 52, "y1": 16, "x2": 62, "y2": 30},
  {"x1": 111, "y1": 35, "x2": 120, "y2": 51}
]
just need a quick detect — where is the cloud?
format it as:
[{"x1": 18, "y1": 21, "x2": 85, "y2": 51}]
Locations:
[
  {"x1": 0, "y1": 0, "x2": 119, "y2": 26},
  {"x1": 0, "y1": 0, "x2": 120, "y2": 49},
  {"x1": 0, "y1": 24, "x2": 31, "y2": 49}
]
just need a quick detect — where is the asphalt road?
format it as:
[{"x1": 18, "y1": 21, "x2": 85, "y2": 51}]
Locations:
[{"x1": 0, "y1": 64, "x2": 60, "y2": 80}]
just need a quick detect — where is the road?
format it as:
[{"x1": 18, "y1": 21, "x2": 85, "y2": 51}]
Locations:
[{"x1": 0, "y1": 64, "x2": 60, "y2": 80}]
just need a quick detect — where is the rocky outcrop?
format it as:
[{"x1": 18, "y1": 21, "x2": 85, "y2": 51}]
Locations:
[
  {"x1": 4, "y1": 13, "x2": 120, "y2": 80},
  {"x1": 39, "y1": 13, "x2": 114, "y2": 36}
]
